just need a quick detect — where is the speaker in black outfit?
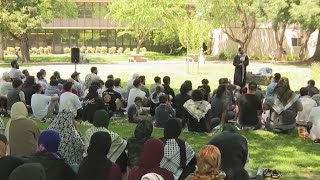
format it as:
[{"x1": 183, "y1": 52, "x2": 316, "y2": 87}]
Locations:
[{"x1": 71, "y1": 48, "x2": 80, "y2": 64}]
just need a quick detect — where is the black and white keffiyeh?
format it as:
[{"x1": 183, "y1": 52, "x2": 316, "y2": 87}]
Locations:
[{"x1": 183, "y1": 99, "x2": 211, "y2": 122}]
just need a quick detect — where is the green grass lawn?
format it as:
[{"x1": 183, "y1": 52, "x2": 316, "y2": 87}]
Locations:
[
  {"x1": 3, "y1": 52, "x2": 183, "y2": 63},
  {"x1": 2, "y1": 116, "x2": 320, "y2": 179},
  {"x1": 0, "y1": 61, "x2": 319, "y2": 179}
]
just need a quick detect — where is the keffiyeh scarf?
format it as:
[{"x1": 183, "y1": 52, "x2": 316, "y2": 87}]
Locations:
[{"x1": 184, "y1": 100, "x2": 211, "y2": 122}]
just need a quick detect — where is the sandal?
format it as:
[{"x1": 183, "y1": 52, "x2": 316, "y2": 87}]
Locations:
[
  {"x1": 263, "y1": 169, "x2": 272, "y2": 177},
  {"x1": 271, "y1": 170, "x2": 282, "y2": 179}
]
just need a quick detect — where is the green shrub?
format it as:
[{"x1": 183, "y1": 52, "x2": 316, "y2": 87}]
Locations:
[
  {"x1": 311, "y1": 63, "x2": 320, "y2": 82},
  {"x1": 124, "y1": 47, "x2": 131, "y2": 55},
  {"x1": 38, "y1": 46, "x2": 44, "y2": 54},
  {"x1": 140, "y1": 47, "x2": 147, "y2": 53},
  {"x1": 285, "y1": 55, "x2": 299, "y2": 61},
  {"x1": 261, "y1": 55, "x2": 270, "y2": 61},
  {"x1": 6, "y1": 47, "x2": 16, "y2": 55},
  {"x1": 43, "y1": 48, "x2": 50, "y2": 54},
  {"x1": 117, "y1": 47, "x2": 124, "y2": 54},
  {"x1": 87, "y1": 47, "x2": 95, "y2": 53},
  {"x1": 80, "y1": 46, "x2": 86, "y2": 53},
  {"x1": 95, "y1": 47, "x2": 101, "y2": 54},
  {"x1": 109, "y1": 47, "x2": 117, "y2": 54},
  {"x1": 101, "y1": 47, "x2": 108, "y2": 54},
  {"x1": 47, "y1": 46, "x2": 52, "y2": 54},
  {"x1": 219, "y1": 51, "x2": 236, "y2": 60},
  {"x1": 64, "y1": 48, "x2": 71, "y2": 54},
  {"x1": 14, "y1": 47, "x2": 20, "y2": 51}
]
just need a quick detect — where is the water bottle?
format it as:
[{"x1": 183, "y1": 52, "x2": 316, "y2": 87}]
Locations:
[{"x1": 256, "y1": 167, "x2": 263, "y2": 180}]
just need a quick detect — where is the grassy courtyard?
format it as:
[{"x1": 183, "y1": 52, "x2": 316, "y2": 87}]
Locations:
[{"x1": 1, "y1": 62, "x2": 320, "y2": 179}]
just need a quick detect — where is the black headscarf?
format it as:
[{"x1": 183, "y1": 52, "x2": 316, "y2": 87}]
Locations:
[
  {"x1": 93, "y1": 110, "x2": 110, "y2": 128},
  {"x1": 78, "y1": 131, "x2": 112, "y2": 180},
  {"x1": 85, "y1": 85, "x2": 99, "y2": 100},
  {"x1": 135, "y1": 120, "x2": 153, "y2": 139},
  {"x1": 163, "y1": 118, "x2": 182, "y2": 139}
]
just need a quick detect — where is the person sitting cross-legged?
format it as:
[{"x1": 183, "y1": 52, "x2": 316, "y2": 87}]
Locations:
[
  {"x1": 185, "y1": 145, "x2": 226, "y2": 180},
  {"x1": 31, "y1": 84, "x2": 59, "y2": 120},
  {"x1": 128, "y1": 97, "x2": 146, "y2": 123},
  {"x1": 59, "y1": 82, "x2": 82, "y2": 119},
  {"x1": 296, "y1": 87, "x2": 317, "y2": 126},
  {"x1": 83, "y1": 110, "x2": 127, "y2": 172},
  {"x1": 128, "y1": 138, "x2": 174, "y2": 180},
  {"x1": 173, "y1": 83, "x2": 191, "y2": 120},
  {"x1": 236, "y1": 82, "x2": 262, "y2": 130},
  {"x1": 78, "y1": 131, "x2": 122, "y2": 180},
  {"x1": 7, "y1": 80, "x2": 26, "y2": 112},
  {"x1": 0, "y1": 134, "x2": 27, "y2": 180},
  {"x1": 82, "y1": 85, "x2": 105, "y2": 123},
  {"x1": 160, "y1": 118, "x2": 196, "y2": 180},
  {"x1": 263, "y1": 77, "x2": 303, "y2": 134},
  {"x1": 5, "y1": 102, "x2": 40, "y2": 156},
  {"x1": 208, "y1": 124, "x2": 249, "y2": 180},
  {"x1": 127, "y1": 120, "x2": 153, "y2": 170},
  {"x1": 127, "y1": 78, "x2": 147, "y2": 110},
  {"x1": 307, "y1": 106, "x2": 320, "y2": 143},
  {"x1": 150, "y1": 76, "x2": 161, "y2": 95},
  {"x1": 154, "y1": 95, "x2": 176, "y2": 128},
  {"x1": 102, "y1": 79, "x2": 123, "y2": 116},
  {"x1": 183, "y1": 89, "x2": 212, "y2": 133},
  {"x1": 29, "y1": 130, "x2": 76, "y2": 180},
  {"x1": 148, "y1": 85, "x2": 165, "y2": 116}
]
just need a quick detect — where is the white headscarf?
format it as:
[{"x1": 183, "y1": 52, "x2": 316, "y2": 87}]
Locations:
[{"x1": 141, "y1": 173, "x2": 164, "y2": 180}]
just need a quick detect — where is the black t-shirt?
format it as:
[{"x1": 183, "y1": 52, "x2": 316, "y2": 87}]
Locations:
[
  {"x1": 198, "y1": 85, "x2": 211, "y2": 101},
  {"x1": 173, "y1": 93, "x2": 191, "y2": 118},
  {"x1": 83, "y1": 96, "x2": 105, "y2": 123},
  {"x1": 102, "y1": 89, "x2": 122, "y2": 112},
  {"x1": 163, "y1": 84, "x2": 175, "y2": 100},
  {"x1": 237, "y1": 94, "x2": 262, "y2": 127},
  {"x1": 0, "y1": 156, "x2": 26, "y2": 180}
]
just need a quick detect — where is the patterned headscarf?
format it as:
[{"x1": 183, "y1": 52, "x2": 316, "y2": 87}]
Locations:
[
  {"x1": 47, "y1": 110, "x2": 84, "y2": 165},
  {"x1": 272, "y1": 77, "x2": 293, "y2": 103},
  {"x1": 186, "y1": 145, "x2": 225, "y2": 180}
]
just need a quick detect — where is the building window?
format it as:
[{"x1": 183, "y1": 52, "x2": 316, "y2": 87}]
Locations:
[{"x1": 292, "y1": 38, "x2": 301, "y2": 47}]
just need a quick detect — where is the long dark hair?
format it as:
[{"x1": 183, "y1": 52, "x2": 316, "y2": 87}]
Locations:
[
  {"x1": 216, "y1": 85, "x2": 227, "y2": 98},
  {"x1": 23, "y1": 76, "x2": 36, "y2": 88}
]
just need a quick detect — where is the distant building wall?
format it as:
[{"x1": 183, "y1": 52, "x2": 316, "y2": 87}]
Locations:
[{"x1": 212, "y1": 27, "x2": 319, "y2": 58}]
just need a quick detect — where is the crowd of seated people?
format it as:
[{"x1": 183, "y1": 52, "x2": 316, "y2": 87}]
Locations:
[{"x1": 0, "y1": 61, "x2": 320, "y2": 180}]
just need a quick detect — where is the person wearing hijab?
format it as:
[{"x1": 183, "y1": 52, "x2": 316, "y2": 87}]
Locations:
[
  {"x1": 263, "y1": 77, "x2": 303, "y2": 133},
  {"x1": 183, "y1": 89, "x2": 212, "y2": 133},
  {"x1": 0, "y1": 134, "x2": 26, "y2": 180},
  {"x1": 78, "y1": 131, "x2": 122, "y2": 180},
  {"x1": 5, "y1": 102, "x2": 40, "y2": 156},
  {"x1": 208, "y1": 124, "x2": 249, "y2": 180},
  {"x1": 128, "y1": 138, "x2": 174, "y2": 180},
  {"x1": 186, "y1": 145, "x2": 226, "y2": 180},
  {"x1": 127, "y1": 120, "x2": 153, "y2": 169},
  {"x1": 82, "y1": 85, "x2": 105, "y2": 123},
  {"x1": 47, "y1": 110, "x2": 84, "y2": 165},
  {"x1": 141, "y1": 173, "x2": 164, "y2": 180},
  {"x1": 83, "y1": 109, "x2": 127, "y2": 171},
  {"x1": 30, "y1": 130, "x2": 76, "y2": 180},
  {"x1": 160, "y1": 118, "x2": 196, "y2": 180},
  {"x1": 9, "y1": 163, "x2": 46, "y2": 180}
]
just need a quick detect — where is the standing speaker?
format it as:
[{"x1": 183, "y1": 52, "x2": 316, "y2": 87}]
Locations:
[{"x1": 71, "y1": 48, "x2": 80, "y2": 64}]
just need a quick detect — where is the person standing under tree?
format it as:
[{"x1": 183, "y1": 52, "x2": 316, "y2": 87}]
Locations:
[{"x1": 233, "y1": 47, "x2": 249, "y2": 89}]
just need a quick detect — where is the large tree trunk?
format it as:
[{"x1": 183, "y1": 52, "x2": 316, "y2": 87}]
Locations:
[
  {"x1": 309, "y1": 29, "x2": 320, "y2": 61},
  {"x1": 299, "y1": 30, "x2": 313, "y2": 61},
  {"x1": 0, "y1": 32, "x2": 4, "y2": 61},
  {"x1": 20, "y1": 33, "x2": 30, "y2": 63},
  {"x1": 274, "y1": 24, "x2": 286, "y2": 61}
]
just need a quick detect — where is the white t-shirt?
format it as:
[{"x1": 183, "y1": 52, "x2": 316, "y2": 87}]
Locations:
[
  {"x1": 31, "y1": 94, "x2": 51, "y2": 119},
  {"x1": 9, "y1": 68, "x2": 24, "y2": 80},
  {"x1": 59, "y1": 92, "x2": 82, "y2": 116},
  {"x1": 0, "y1": 80, "x2": 13, "y2": 96},
  {"x1": 127, "y1": 88, "x2": 146, "y2": 110},
  {"x1": 308, "y1": 106, "x2": 320, "y2": 140},
  {"x1": 296, "y1": 96, "x2": 317, "y2": 125}
]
